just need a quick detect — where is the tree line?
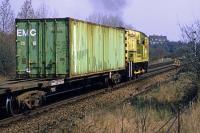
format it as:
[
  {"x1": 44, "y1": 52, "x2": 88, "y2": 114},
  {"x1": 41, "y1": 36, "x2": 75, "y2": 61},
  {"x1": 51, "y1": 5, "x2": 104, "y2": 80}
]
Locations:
[{"x1": 180, "y1": 20, "x2": 200, "y2": 80}]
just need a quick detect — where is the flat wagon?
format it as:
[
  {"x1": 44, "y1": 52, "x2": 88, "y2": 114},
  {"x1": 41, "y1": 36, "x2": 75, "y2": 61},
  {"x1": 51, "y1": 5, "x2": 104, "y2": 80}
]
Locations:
[
  {"x1": 0, "y1": 18, "x2": 126, "y2": 114},
  {"x1": 0, "y1": 17, "x2": 149, "y2": 115}
]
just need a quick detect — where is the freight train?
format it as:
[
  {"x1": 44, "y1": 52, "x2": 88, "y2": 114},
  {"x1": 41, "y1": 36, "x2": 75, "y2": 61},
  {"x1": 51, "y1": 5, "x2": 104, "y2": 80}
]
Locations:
[{"x1": 0, "y1": 18, "x2": 149, "y2": 115}]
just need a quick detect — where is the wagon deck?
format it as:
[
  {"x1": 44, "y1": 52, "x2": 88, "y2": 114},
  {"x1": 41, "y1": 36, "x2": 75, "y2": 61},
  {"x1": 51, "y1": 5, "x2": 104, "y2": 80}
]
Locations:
[{"x1": 0, "y1": 78, "x2": 64, "y2": 94}]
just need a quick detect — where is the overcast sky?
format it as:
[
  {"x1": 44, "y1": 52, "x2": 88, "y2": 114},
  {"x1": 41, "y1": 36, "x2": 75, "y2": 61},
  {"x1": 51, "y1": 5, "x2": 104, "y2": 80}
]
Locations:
[{"x1": 9, "y1": 0, "x2": 200, "y2": 41}]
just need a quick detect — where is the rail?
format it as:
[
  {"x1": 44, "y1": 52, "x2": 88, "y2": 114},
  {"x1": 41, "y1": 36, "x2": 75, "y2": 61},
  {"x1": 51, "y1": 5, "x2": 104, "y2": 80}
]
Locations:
[{"x1": 154, "y1": 92, "x2": 197, "y2": 133}]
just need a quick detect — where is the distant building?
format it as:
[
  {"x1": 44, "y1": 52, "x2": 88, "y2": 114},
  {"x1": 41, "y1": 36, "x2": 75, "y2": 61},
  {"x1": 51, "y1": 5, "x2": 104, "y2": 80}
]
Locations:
[{"x1": 149, "y1": 35, "x2": 168, "y2": 45}]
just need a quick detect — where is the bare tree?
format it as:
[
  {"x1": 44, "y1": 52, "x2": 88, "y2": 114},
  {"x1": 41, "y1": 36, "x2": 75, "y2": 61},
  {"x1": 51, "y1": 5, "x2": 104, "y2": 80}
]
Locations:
[
  {"x1": 0, "y1": 0, "x2": 15, "y2": 77},
  {"x1": 35, "y1": 2, "x2": 59, "y2": 18},
  {"x1": 180, "y1": 20, "x2": 200, "y2": 79},
  {"x1": 180, "y1": 20, "x2": 200, "y2": 43},
  {"x1": 87, "y1": 13, "x2": 134, "y2": 29},
  {"x1": 0, "y1": 32, "x2": 15, "y2": 77},
  {"x1": 0, "y1": 0, "x2": 14, "y2": 33},
  {"x1": 35, "y1": 2, "x2": 49, "y2": 18},
  {"x1": 87, "y1": 13, "x2": 124, "y2": 27},
  {"x1": 51, "y1": 9, "x2": 59, "y2": 18},
  {"x1": 17, "y1": 0, "x2": 35, "y2": 19}
]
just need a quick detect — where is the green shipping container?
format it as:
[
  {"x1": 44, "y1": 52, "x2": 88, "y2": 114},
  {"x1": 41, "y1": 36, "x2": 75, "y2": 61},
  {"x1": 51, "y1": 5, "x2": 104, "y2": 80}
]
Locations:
[{"x1": 16, "y1": 18, "x2": 125, "y2": 78}]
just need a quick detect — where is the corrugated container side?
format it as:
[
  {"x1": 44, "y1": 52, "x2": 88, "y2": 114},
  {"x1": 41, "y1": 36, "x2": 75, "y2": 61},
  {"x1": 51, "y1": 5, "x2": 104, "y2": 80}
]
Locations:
[{"x1": 69, "y1": 19, "x2": 125, "y2": 77}]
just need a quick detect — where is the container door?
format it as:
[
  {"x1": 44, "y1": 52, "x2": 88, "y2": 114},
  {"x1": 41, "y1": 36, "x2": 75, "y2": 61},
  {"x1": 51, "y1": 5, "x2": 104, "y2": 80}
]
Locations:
[
  {"x1": 55, "y1": 21, "x2": 68, "y2": 75},
  {"x1": 28, "y1": 22, "x2": 41, "y2": 76},
  {"x1": 43, "y1": 20, "x2": 69, "y2": 76},
  {"x1": 44, "y1": 21, "x2": 56, "y2": 75},
  {"x1": 16, "y1": 21, "x2": 41, "y2": 77},
  {"x1": 16, "y1": 22, "x2": 28, "y2": 75}
]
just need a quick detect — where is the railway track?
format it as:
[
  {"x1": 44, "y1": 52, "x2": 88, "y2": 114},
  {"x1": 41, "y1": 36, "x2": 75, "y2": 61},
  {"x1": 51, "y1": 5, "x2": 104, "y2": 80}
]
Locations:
[{"x1": 0, "y1": 63, "x2": 177, "y2": 127}]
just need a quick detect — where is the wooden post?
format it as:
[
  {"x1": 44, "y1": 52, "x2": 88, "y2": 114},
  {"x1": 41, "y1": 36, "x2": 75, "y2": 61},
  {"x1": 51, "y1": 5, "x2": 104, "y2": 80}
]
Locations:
[{"x1": 177, "y1": 107, "x2": 180, "y2": 133}]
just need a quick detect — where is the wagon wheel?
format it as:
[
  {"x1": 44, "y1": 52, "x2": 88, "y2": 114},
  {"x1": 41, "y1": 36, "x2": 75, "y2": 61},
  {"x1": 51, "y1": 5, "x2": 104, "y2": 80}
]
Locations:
[{"x1": 6, "y1": 96, "x2": 21, "y2": 115}]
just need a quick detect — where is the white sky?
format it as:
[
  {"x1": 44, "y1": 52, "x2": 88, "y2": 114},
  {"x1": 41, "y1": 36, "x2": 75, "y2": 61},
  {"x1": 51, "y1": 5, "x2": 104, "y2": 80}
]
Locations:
[{"x1": 9, "y1": 0, "x2": 200, "y2": 41}]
